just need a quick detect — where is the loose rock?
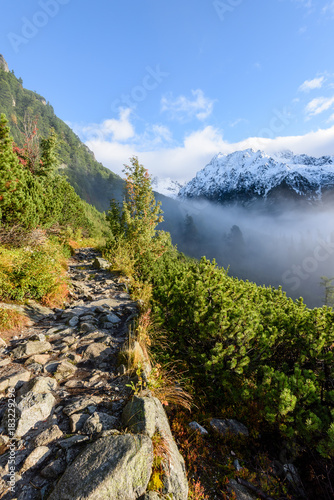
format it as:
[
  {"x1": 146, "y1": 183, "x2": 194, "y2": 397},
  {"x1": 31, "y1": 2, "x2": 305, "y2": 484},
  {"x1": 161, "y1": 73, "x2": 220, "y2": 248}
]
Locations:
[{"x1": 48, "y1": 434, "x2": 153, "y2": 500}]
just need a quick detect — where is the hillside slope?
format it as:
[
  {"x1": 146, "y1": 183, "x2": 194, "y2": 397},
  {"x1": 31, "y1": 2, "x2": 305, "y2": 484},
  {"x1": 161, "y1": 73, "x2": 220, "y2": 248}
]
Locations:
[{"x1": 0, "y1": 55, "x2": 123, "y2": 212}]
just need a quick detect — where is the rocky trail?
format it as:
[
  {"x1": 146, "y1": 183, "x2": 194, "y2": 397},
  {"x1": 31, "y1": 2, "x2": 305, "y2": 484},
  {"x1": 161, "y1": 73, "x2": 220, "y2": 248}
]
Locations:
[{"x1": 0, "y1": 248, "x2": 188, "y2": 500}]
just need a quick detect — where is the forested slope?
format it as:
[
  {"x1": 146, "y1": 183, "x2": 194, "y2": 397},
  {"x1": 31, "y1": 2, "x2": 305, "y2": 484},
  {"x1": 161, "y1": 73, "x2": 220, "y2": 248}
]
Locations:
[{"x1": 0, "y1": 62, "x2": 123, "y2": 211}]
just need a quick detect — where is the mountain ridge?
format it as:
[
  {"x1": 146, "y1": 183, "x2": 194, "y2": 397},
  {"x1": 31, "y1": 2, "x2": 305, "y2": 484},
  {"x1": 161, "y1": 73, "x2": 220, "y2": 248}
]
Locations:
[{"x1": 179, "y1": 148, "x2": 334, "y2": 206}]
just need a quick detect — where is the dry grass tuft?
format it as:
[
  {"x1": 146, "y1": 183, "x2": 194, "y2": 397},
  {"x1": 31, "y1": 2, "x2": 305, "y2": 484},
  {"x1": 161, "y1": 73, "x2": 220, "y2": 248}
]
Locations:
[{"x1": 0, "y1": 226, "x2": 47, "y2": 248}]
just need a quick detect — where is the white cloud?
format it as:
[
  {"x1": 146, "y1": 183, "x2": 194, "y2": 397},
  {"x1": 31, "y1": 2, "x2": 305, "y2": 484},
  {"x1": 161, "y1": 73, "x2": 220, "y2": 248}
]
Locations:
[
  {"x1": 85, "y1": 121, "x2": 334, "y2": 183},
  {"x1": 72, "y1": 104, "x2": 334, "y2": 183},
  {"x1": 299, "y1": 76, "x2": 325, "y2": 92},
  {"x1": 305, "y1": 96, "x2": 334, "y2": 116},
  {"x1": 70, "y1": 108, "x2": 135, "y2": 142},
  {"x1": 161, "y1": 89, "x2": 215, "y2": 121},
  {"x1": 328, "y1": 113, "x2": 334, "y2": 123}
]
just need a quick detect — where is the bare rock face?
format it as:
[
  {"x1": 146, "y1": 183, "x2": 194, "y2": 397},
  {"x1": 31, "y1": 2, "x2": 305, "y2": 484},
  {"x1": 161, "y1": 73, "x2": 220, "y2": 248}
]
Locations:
[
  {"x1": 2, "y1": 391, "x2": 56, "y2": 438},
  {"x1": 48, "y1": 434, "x2": 153, "y2": 500},
  {"x1": 0, "y1": 54, "x2": 9, "y2": 73},
  {"x1": 122, "y1": 395, "x2": 157, "y2": 437},
  {"x1": 122, "y1": 396, "x2": 189, "y2": 500}
]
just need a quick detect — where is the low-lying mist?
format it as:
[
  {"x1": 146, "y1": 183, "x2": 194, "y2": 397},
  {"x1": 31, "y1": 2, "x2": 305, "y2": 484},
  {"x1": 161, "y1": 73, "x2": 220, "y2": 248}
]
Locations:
[{"x1": 159, "y1": 196, "x2": 334, "y2": 308}]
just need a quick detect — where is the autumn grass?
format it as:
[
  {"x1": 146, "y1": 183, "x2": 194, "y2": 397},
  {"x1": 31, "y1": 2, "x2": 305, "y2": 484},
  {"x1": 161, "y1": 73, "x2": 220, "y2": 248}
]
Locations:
[
  {"x1": 0, "y1": 238, "x2": 70, "y2": 308},
  {"x1": 0, "y1": 307, "x2": 28, "y2": 331}
]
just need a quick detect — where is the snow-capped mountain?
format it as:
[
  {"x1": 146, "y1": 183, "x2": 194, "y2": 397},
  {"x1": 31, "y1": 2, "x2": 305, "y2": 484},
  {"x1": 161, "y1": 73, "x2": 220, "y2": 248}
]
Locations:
[
  {"x1": 178, "y1": 149, "x2": 334, "y2": 205},
  {"x1": 152, "y1": 176, "x2": 185, "y2": 199}
]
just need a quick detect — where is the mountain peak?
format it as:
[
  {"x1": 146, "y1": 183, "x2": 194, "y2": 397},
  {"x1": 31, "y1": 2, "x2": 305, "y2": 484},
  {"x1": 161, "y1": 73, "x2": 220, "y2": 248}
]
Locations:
[
  {"x1": 179, "y1": 149, "x2": 334, "y2": 205},
  {"x1": 0, "y1": 54, "x2": 9, "y2": 73}
]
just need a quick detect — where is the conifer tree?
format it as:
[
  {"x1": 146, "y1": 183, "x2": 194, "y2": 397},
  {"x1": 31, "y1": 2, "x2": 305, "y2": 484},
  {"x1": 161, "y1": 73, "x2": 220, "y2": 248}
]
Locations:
[
  {"x1": 39, "y1": 128, "x2": 59, "y2": 177},
  {"x1": 0, "y1": 113, "x2": 35, "y2": 226},
  {"x1": 122, "y1": 156, "x2": 164, "y2": 243},
  {"x1": 106, "y1": 156, "x2": 171, "y2": 276}
]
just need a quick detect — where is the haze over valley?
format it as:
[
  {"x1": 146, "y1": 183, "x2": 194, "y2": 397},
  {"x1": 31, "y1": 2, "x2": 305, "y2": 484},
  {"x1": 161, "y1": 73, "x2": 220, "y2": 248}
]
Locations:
[{"x1": 156, "y1": 149, "x2": 334, "y2": 308}]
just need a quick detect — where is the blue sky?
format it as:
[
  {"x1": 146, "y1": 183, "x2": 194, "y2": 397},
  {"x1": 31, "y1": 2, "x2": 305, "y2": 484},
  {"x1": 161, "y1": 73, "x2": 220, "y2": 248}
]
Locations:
[{"x1": 1, "y1": 0, "x2": 334, "y2": 180}]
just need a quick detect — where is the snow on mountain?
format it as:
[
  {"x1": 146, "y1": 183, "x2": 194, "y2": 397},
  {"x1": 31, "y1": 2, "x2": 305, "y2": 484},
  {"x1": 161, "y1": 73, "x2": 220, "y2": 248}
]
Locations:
[
  {"x1": 178, "y1": 148, "x2": 334, "y2": 204},
  {"x1": 151, "y1": 176, "x2": 185, "y2": 199}
]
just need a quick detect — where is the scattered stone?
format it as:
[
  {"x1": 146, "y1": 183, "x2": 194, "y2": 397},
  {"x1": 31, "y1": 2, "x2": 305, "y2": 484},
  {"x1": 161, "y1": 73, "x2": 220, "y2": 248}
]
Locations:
[
  {"x1": 17, "y1": 376, "x2": 57, "y2": 400},
  {"x1": 153, "y1": 397, "x2": 189, "y2": 500},
  {"x1": 93, "y1": 257, "x2": 110, "y2": 270},
  {"x1": 31, "y1": 424, "x2": 63, "y2": 447},
  {"x1": 80, "y1": 323, "x2": 95, "y2": 333},
  {"x1": 2, "y1": 391, "x2": 55, "y2": 438},
  {"x1": 26, "y1": 362, "x2": 44, "y2": 373},
  {"x1": 0, "y1": 249, "x2": 189, "y2": 500},
  {"x1": 41, "y1": 457, "x2": 67, "y2": 479},
  {"x1": 44, "y1": 361, "x2": 60, "y2": 374},
  {"x1": 12, "y1": 340, "x2": 52, "y2": 358},
  {"x1": 83, "y1": 412, "x2": 118, "y2": 434},
  {"x1": 0, "y1": 363, "x2": 31, "y2": 392},
  {"x1": 62, "y1": 395, "x2": 103, "y2": 416},
  {"x1": 234, "y1": 459, "x2": 243, "y2": 471},
  {"x1": 25, "y1": 354, "x2": 50, "y2": 366},
  {"x1": 141, "y1": 493, "x2": 164, "y2": 500},
  {"x1": 210, "y1": 418, "x2": 249, "y2": 437},
  {"x1": 83, "y1": 343, "x2": 112, "y2": 361},
  {"x1": 29, "y1": 333, "x2": 46, "y2": 342},
  {"x1": 54, "y1": 360, "x2": 77, "y2": 381},
  {"x1": 284, "y1": 463, "x2": 305, "y2": 496},
  {"x1": 46, "y1": 326, "x2": 67, "y2": 335},
  {"x1": 20, "y1": 446, "x2": 51, "y2": 472},
  {"x1": 0, "y1": 435, "x2": 10, "y2": 447},
  {"x1": 48, "y1": 434, "x2": 153, "y2": 500},
  {"x1": 61, "y1": 310, "x2": 80, "y2": 320},
  {"x1": 227, "y1": 479, "x2": 257, "y2": 500},
  {"x1": 66, "y1": 353, "x2": 81, "y2": 363},
  {"x1": 100, "y1": 322, "x2": 112, "y2": 330},
  {"x1": 62, "y1": 335, "x2": 77, "y2": 345},
  {"x1": 104, "y1": 313, "x2": 121, "y2": 324},
  {"x1": 79, "y1": 314, "x2": 96, "y2": 322},
  {"x1": 58, "y1": 435, "x2": 89, "y2": 449},
  {"x1": 68, "y1": 316, "x2": 79, "y2": 327},
  {"x1": 70, "y1": 413, "x2": 90, "y2": 433},
  {"x1": 189, "y1": 421, "x2": 208, "y2": 435}
]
